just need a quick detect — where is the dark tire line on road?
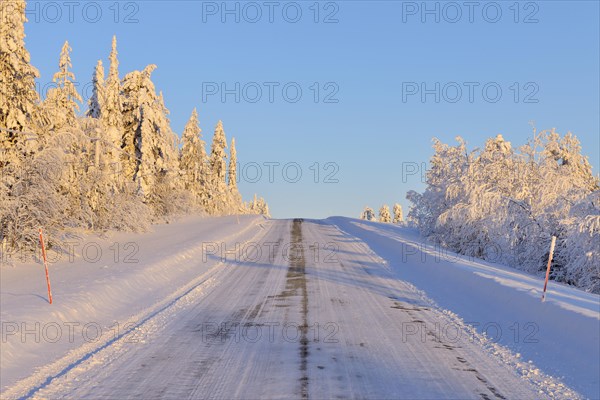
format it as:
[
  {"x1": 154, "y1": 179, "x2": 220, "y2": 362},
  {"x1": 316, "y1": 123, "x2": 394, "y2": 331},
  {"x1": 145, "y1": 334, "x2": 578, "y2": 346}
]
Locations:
[
  {"x1": 388, "y1": 296, "x2": 507, "y2": 400},
  {"x1": 290, "y1": 218, "x2": 309, "y2": 399}
]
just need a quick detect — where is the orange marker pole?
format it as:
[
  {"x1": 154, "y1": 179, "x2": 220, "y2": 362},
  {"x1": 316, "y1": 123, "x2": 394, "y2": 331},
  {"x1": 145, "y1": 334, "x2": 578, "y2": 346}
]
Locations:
[
  {"x1": 541, "y1": 236, "x2": 556, "y2": 302},
  {"x1": 38, "y1": 228, "x2": 53, "y2": 304}
]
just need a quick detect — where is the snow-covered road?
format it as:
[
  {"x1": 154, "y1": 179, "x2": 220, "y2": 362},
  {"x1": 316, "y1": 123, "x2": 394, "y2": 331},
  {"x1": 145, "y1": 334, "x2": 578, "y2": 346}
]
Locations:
[{"x1": 2, "y1": 217, "x2": 593, "y2": 399}]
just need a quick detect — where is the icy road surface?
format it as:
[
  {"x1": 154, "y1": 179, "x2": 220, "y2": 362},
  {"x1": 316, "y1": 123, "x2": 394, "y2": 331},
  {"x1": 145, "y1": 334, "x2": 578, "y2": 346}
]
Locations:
[{"x1": 2, "y1": 218, "x2": 592, "y2": 399}]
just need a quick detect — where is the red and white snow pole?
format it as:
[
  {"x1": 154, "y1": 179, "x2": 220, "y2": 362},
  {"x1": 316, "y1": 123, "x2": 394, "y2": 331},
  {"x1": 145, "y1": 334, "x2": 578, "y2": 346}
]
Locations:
[
  {"x1": 541, "y1": 236, "x2": 556, "y2": 302},
  {"x1": 38, "y1": 228, "x2": 53, "y2": 304}
]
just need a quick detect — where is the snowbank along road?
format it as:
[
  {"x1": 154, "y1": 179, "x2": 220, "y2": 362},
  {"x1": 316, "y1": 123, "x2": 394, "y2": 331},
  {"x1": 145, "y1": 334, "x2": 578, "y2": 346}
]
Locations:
[{"x1": 1, "y1": 217, "x2": 593, "y2": 399}]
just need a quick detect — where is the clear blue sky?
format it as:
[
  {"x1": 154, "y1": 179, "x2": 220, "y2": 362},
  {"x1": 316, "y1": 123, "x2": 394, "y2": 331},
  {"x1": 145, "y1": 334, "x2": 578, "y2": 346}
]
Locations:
[{"x1": 22, "y1": 0, "x2": 599, "y2": 219}]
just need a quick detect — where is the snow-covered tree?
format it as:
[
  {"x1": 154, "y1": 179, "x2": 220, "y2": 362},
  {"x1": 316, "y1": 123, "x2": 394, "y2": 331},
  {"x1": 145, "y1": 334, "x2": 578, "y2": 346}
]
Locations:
[
  {"x1": 405, "y1": 137, "x2": 470, "y2": 238},
  {"x1": 559, "y1": 191, "x2": 600, "y2": 292},
  {"x1": 179, "y1": 108, "x2": 207, "y2": 208},
  {"x1": 121, "y1": 66, "x2": 179, "y2": 209},
  {"x1": 121, "y1": 64, "x2": 156, "y2": 182},
  {"x1": 393, "y1": 203, "x2": 403, "y2": 224},
  {"x1": 102, "y1": 36, "x2": 124, "y2": 169},
  {"x1": 121, "y1": 65, "x2": 191, "y2": 218},
  {"x1": 379, "y1": 204, "x2": 391, "y2": 223},
  {"x1": 227, "y1": 137, "x2": 242, "y2": 213},
  {"x1": 246, "y1": 194, "x2": 270, "y2": 217},
  {"x1": 0, "y1": 0, "x2": 39, "y2": 158},
  {"x1": 43, "y1": 41, "x2": 82, "y2": 130},
  {"x1": 0, "y1": 141, "x2": 69, "y2": 251},
  {"x1": 1, "y1": 13, "x2": 269, "y2": 254},
  {"x1": 210, "y1": 120, "x2": 227, "y2": 182},
  {"x1": 206, "y1": 120, "x2": 228, "y2": 214},
  {"x1": 228, "y1": 137, "x2": 238, "y2": 190},
  {"x1": 407, "y1": 129, "x2": 600, "y2": 293},
  {"x1": 360, "y1": 207, "x2": 376, "y2": 221},
  {"x1": 87, "y1": 60, "x2": 104, "y2": 119}
]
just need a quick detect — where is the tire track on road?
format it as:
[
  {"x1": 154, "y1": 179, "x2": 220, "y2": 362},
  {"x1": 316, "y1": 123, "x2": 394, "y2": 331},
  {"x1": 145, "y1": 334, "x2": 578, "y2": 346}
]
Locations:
[{"x1": 289, "y1": 218, "x2": 309, "y2": 399}]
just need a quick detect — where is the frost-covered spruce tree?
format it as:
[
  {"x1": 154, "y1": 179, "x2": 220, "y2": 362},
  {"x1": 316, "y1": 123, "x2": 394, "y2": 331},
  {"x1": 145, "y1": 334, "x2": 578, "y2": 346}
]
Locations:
[
  {"x1": 0, "y1": 0, "x2": 65, "y2": 251},
  {"x1": 179, "y1": 108, "x2": 207, "y2": 208},
  {"x1": 121, "y1": 67, "x2": 182, "y2": 216},
  {"x1": 360, "y1": 207, "x2": 376, "y2": 221},
  {"x1": 255, "y1": 197, "x2": 270, "y2": 217},
  {"x1": 40, "y1": 41, "x2": 102, "y2": 232},
  {"x1": 261, "y1": 200, "x2": 270, "y2": 217},
  {"x1": 103, "y1": 36, "x2": 124, "y2": 170},
  {"x1": 379, "y1": 205, "x2": 391, "y2": 223},
  {"x1": 121, "y1": 64, "x2": 158, "y2": 182},
  {"x1": 393, "y1": 203, "x2": 403, "y2": 224},
  {"x1": 247, "y1": 193, "x2": 258, "y2": 213},
  {"x1": 227, "y1": 137, "x2": 242, "y2": 213},
  {"x1": 78, "y1": 117, "x2": 150, "y2": 232},
  {"x1": 87, "y1": 60, "x2": 104, "y2": 119},
  {"x1": 207, "y1": 120, "x2": 228, "y2": 214},
  {"x1": 85, "y1": 58, "x2": 122, "y2": 175},
  {"x1": 245, "y1": 193, "x2": 269, "y2": 217},
  {"x1": 43, "y1": 41, "x2": 82, "y2": 130},
  {"x1": 0, "y1": 0, "x2": 39, "y2": 158}
]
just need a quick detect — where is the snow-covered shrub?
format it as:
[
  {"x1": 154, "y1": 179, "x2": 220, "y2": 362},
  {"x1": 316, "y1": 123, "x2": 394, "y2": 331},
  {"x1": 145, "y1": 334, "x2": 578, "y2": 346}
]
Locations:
[
  {"x1": 0, "y1": 146, "x2": 69, "y2": 252},
  {"x1": 558, "y1": 192, "x2": 600, "y2": 292}
]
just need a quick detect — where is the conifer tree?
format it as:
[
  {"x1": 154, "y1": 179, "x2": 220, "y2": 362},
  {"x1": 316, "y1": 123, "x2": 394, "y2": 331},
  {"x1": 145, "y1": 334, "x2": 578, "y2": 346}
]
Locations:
[
  {"x1": 121, "y1": 64, "x2": 158, "y2": 181},
  {"x1": 0, "y1": 0, "x2": 39, "y2": 156},
  {"x1": 379, "y1": 204, "x2": 391, "y2": 223},
  {"x1": 228, "y1": 137, "x2": 238, "y2": 190},
  {"x1": 121, "y1": 66, "x2": 179, "y2": 217},
  {"x1": 44, "y1": 41, "x2": 82, "y2": 129},
  {"x1": 207, "y1": 120, "x2": 228, "y2": 213},
  {"x1": 87, "y1": 60, "x2": 104, "y2": 119},
  {"x1": 393, "y1": 203, "x2": 403, "y2": 224},
  {"x1": 103, "y1": 36, "x2": 124, "y2": 168},
  {"x1": 360, "y1": 207, "x2": 376, "y2": 221},
  {"x1": 179, "y1": 108, "x2": 208, "y2": 207},
  {"x1": 227, "y1": 137, "x2": 242, "y2": 212}
]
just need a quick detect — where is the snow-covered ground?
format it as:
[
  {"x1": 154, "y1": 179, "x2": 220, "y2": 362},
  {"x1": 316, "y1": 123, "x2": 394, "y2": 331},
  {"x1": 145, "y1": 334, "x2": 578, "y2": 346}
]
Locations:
[
  {"x1": 0, "y1": 215, "x2": 267, "y2": 397},
  {"x1": 328, "y1": 217, "x2": 600, "y2": 399},
  {"x1": 1, "y1": 216, "x2": 597, "y2": 399}
]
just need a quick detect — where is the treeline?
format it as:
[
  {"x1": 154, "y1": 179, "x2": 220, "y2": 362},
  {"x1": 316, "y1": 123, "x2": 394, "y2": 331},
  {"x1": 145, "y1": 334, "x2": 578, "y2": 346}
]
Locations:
[
  {"x1": 0, "y1": 0, "x2": 268, "y2": 253},
  {"x1": 406, "y1": 131, "x2": 599, "y2": 293}
]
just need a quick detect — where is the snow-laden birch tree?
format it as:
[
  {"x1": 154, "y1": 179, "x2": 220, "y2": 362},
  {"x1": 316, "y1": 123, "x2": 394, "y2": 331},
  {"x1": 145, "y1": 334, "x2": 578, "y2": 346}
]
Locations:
[{"x1": 407, "y1": 129, "x2": 600, "y2": 293}]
